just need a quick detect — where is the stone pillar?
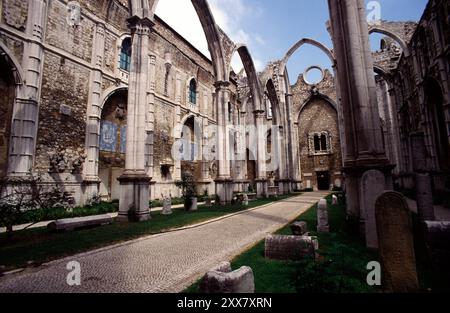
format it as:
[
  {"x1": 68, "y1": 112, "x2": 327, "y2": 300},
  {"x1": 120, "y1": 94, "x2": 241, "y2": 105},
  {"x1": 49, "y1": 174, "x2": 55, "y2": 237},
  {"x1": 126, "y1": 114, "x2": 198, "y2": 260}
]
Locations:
[
  {"x1": 214, "y1": 81, "x2": 234, "y2": 204},
  {"x1": 254, "y1": 110, "x2": 268, "y2": 198},
  {"x1": 173, "y1": 73, "x2": 182, "y2": 181},
  {"x1": 285, "y1": 93, "x2": 299, "y2": 191},
  {"x1": 411, "y1": 132, "x2": 435, "y2": 221},
  {"x1": 83, "y1": 22, "x2": 105, "y2": 201},
  {"x1": 7, "y1": 0, "x2": 47, "y2": 177},
  {"x1": 327, "y1": 0, "x2": 392, "y2": 236},
  {"x1": 118, "y1": 17, "x2": 153, "y2": 222},
  {"x1": 145, "y1": 55, "x2": 156, "y2": 180}
]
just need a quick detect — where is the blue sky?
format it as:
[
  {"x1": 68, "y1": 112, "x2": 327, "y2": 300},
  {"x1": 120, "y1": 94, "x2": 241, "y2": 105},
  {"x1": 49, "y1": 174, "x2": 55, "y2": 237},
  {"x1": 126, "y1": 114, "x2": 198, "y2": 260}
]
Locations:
[{"x1": 156, "y1": 0, "x2": 429, "y2": 81}]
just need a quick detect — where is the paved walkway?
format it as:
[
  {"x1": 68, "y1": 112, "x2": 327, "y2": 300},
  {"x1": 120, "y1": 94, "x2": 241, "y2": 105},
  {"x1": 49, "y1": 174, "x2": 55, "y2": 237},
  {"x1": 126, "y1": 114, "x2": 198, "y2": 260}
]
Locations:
[{"x1": 0, "y1": 192, "x2": 329, "y2": 293}]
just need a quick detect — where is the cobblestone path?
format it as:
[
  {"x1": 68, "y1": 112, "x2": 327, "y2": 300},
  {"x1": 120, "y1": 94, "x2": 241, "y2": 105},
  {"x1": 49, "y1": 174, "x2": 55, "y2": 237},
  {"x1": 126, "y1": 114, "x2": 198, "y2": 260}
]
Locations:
[{"x1": 0, "y1": 192, "x2": 329, "y2": 293}]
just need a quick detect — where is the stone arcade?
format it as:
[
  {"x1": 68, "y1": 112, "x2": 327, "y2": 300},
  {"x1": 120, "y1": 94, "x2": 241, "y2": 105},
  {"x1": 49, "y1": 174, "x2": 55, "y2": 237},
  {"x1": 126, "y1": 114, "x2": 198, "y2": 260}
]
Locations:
[{"x1": 0, "y1": 0, "x2": 449, "y2": 246}]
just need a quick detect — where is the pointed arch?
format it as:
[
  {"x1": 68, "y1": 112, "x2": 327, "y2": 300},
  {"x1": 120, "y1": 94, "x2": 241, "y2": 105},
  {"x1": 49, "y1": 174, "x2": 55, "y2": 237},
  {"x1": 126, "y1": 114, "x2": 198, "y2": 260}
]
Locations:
[
  {"x1": 131, "y1": 0, "x2": 227, "y2": 82},
  {"x1": 297, "y1": 93, "x2": 339, "y2": 121},
  {"x1": 0, "y1": 41, "x2": 25, "y2": 86},
  {"x1": 369, "y1": 26, "x2": 410, "y2": 57},
  {"x1": 265, "y1": 79, "x2": 282, "y2": 125},
  {"x1": 280, "y1": 38, "x2": 336, "y2": 77},
  {"x1": 228, "y1": 44, "x2": 264, "y2": 113}
]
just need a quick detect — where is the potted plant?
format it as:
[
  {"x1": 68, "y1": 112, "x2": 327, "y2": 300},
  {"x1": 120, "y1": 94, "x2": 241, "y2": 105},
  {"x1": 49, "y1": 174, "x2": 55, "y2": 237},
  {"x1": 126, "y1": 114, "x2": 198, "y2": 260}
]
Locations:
[{"x1": 175, "y1": 172, "x2": 198, "y2": 211}]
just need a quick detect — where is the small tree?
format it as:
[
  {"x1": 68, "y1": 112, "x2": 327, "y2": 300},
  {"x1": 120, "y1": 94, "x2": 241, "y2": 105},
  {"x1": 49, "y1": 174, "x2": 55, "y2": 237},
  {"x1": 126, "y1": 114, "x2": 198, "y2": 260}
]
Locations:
[
  {"x1": 175, "y1": 172, "x2": 198, "y2": 211},
  {"x1": 0, "y1": 174, "x2": 74, "y2": 238}
]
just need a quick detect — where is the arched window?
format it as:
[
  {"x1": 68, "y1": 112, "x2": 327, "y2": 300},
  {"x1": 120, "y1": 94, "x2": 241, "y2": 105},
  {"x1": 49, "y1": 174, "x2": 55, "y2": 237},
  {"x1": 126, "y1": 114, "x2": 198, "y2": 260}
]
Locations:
[
  {"x1": 189, "y1": 79, "x2": 197, "y2": 105},
  {"x1": 120, "y1": 37, "x2": 132, "y2": 72}
]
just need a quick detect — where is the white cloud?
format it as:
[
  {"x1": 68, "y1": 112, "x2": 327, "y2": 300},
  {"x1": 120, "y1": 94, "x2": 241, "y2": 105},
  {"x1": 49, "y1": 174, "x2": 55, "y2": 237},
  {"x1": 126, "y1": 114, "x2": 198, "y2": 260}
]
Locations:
[
  {"x1": 155, "y1": 0, "x2": 210, "y2": 57},
  {"x1": 156, "y1": 0, "x2": 265, "y2": 72}
]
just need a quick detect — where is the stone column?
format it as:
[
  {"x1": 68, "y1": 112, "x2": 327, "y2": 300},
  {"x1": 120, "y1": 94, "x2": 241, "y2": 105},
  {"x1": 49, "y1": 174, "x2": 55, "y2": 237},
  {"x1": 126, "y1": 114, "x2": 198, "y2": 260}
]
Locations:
[
  {"x1": 145, "y1": 55, "x2": 156, "y2": 180},
  {"x1": 254, "y1": 110, "x2": 268, "y2": 198},
  {"x1": 83, "y1": 22, "x2": 105, "y2": 202},
  {"x1": 411, "y1": 132, "x2": 435, "y2": 221},
  {"x1": 285, "y1": 93, "x2": 298, "y2": 191},
  {"x1": 327, "y1": 0, "x2": 391, "y2": 233},
  {"x1": 214, "y1": 81, "x2": 234, "y2": 204},
  {"x1": 7, "y1": 0, "x2": 47, "y2": 177},
  {"x1": 118, "y1": 17, "x2": 154, "y2": 222},
  {"x1": 173, "y1": 73, "x2": 182, "y2": 181}
]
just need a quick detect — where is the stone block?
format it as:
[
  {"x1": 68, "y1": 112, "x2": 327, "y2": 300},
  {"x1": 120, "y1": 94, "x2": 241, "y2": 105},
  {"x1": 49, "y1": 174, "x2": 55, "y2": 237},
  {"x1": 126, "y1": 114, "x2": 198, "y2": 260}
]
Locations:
[
  {"x1": 290, "y1": 221, "x2": 308, "y2": 236},
  {"x1": 264, "y1": 235, "x2": 317, "y2": 261},
  {"x1": 423, "y1": 221, "x2": 450, "y2": 272},
  {"x1": 47, "y1": 214, "x2": 113, "y2": 232},
  {"x1": 199, "y1": 262, "x2": 254, "y2": 294}
]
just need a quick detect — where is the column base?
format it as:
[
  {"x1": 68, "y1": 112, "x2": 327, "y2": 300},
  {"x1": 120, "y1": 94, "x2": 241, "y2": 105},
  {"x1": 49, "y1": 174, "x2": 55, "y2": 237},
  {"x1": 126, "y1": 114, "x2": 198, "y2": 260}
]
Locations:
[
  {"x1": 81, "y1": 177, "x2": 101, "y2": 206},
  {"x1": 343, "y1": 163, "x2": 395, "y2": 246},
  {"x1": 118, "y1": 173, "x2": 151, "y2": 222},
  {"x1": 215, "y1": 178, "x2": 234, "y2": 205},
  {"x1": 276, "y1": 179, "x2": 292, "y2": 195},
  {"x1": 255, "y1": 178, "x2": 268, "y2": 198}
]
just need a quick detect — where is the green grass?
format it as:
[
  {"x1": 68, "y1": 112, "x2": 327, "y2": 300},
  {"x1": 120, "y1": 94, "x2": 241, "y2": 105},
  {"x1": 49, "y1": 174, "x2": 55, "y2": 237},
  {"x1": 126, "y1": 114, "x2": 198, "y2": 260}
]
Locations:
[
  {"x1": 0, "y1": 194, "x2": 296, "y2": 273},
  {"x1": 185, "y1": 194, "x2": 378, "y2": 294}
]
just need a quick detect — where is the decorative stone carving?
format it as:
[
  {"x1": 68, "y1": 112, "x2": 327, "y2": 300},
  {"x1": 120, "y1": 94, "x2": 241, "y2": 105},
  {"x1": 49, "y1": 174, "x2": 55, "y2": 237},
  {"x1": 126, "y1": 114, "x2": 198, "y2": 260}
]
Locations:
[
  {"x1": 48, "y1": 149, "x2": 87, "y2": 174},
  {"x1": 67, "y1": 1, "x2": 82, "y2": 27},
  {"x1": 291, "y1": 221, "x2": 308, "y2": 236},
  {"x1": 115, "y1": 103, "x2": 126, "y2": 120},
  {"x1": 265, "y1": 235, "x2": 317, "y2": 261},
  {"x1": 200, "y1": 262, "x2": 255, "y2": 294},
  {"x1": 161, "y1": 193, "x2": 172, "y2": 215}
]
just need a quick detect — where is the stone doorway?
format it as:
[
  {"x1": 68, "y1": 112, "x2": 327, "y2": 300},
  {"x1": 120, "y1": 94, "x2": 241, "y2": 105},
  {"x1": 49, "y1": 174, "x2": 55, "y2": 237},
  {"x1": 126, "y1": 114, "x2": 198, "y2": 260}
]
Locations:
[
  {"x1": 317, "y1": 171, "x2": 330, "y2": 191},
  {"x1": 98, "y1": 89, "x2": 128, "y2": 201}
]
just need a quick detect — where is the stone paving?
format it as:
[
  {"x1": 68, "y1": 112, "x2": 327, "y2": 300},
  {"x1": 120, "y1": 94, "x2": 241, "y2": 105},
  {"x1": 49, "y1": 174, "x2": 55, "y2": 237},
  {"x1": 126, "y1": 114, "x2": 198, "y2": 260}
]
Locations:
[{"x1": 0, "y1": 192, "x2": 329, "y2": 293}]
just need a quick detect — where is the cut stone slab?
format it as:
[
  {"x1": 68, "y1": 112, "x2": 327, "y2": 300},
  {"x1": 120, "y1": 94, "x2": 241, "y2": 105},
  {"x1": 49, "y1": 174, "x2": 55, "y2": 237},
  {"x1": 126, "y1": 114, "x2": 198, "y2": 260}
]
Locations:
[
  {"x1": 265, "y1": 235, "x2": 317, "y2": 261},
  {"x1": 290, "y1": 221, "x2": 308, "y2": 236},
  {"x1": 199, "y1": 262, "x2": 254, "y2": 293},
  {"x1": 47, "y1": 214, "x2": 113, "y2": 232},
  {"x1": 375, "y1": 191, "x2": 419, "y2": 293},
  {"x1": 317, "y1": 199, "x2": 330, "y2": 233}
]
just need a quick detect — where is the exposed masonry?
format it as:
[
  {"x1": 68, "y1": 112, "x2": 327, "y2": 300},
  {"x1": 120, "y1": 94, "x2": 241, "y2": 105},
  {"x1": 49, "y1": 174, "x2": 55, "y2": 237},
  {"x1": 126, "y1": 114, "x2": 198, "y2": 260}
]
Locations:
[{"x1": 0, "y1": 1, "x2": 448, "y2": 228}]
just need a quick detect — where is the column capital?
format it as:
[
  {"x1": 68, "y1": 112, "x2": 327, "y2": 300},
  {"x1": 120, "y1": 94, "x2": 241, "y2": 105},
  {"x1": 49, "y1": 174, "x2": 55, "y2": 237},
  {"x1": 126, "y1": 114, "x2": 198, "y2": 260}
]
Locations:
[
  {"x1": 253, "y1": 109, "x2": 265, "y2": 118},
  {"x1": 127, "y1": 16, "x2": 155, "y2": 34},
  {"x1": 214, "y1": 80, "x2": 231, "y2": 92}
]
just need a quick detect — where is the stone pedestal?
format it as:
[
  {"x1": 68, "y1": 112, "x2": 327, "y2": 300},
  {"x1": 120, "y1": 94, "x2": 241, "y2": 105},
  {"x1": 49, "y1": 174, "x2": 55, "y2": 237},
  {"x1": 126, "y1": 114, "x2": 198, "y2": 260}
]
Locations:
[
  {"x1": 215, "y1": 178, "x2": 234, "y2": 205},
  {"x1": 255, "y1": 179, "x2": 268, "y2": 198},
  {"x1": 415, "y1": 173, "x2": 435, "y2": 221},
  {"x1": 118, "y1": 173, "x2": 151, "y2": 222},
  {"x1": 411, "y1": 132, "x2": 435, "y2": 222}
]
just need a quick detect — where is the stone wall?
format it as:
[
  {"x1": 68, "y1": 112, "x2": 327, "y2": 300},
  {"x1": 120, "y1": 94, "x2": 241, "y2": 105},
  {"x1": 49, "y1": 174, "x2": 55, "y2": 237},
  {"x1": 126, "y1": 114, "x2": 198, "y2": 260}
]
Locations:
[
  {"x1": 36, "y1": 52, "x2": 90, "y2": 174},
  {"x1": 390, "y1": 0, "x2": 450, "y2": 192},
  {"x1": 1, "y1": 0, "x2": 27, "y2": 31},
  {"x1": 291, "y1": 70, "x2": 342, "y2": 190}
]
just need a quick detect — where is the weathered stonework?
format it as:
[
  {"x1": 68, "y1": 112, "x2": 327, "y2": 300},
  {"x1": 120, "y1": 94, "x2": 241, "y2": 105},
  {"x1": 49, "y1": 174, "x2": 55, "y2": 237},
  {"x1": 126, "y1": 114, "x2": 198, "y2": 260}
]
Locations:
[
  {"x1": 2, "y1": 0, "x2": 27, "y2": 31},
  {"x1": 292, "y1": 70, "x2": 342, "y2": 191}
]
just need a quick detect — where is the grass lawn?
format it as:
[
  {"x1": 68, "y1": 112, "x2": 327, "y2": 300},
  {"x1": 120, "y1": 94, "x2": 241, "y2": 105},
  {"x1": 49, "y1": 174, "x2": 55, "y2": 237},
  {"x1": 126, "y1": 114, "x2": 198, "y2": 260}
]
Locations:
[
  {"x1": 185, "y1": 194, "x2": 379, "y2": 293},
  {"x1": 0, "y1": 194, "x2": 297, "y2": 273}
]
